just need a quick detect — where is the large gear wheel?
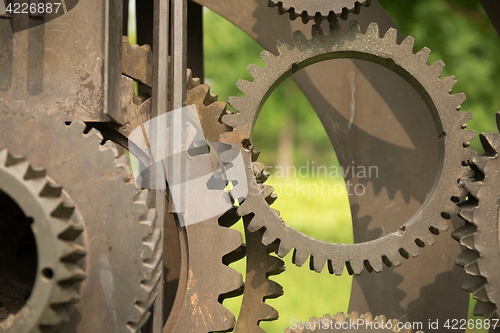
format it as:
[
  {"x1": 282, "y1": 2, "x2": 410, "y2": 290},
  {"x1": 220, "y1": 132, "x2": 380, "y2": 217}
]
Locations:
[
  {"x1": 453, "y1": 112, "x2": 500, "y2": 321},
  {"x1": 0, "y1": 149, "x2": 85, "y2": 333},
  {"x1": 268, "y1": 0, "x2": 370, "y2": 23},
  {"x1": 0, "y1": 104, "x2": 161, "y2": 332},
  {"x1": 284, "y1": 312, "x2": 424, "y2": 332},
  {"x1": 220, "y1": 21, "x2": 475, "y2": 275}
]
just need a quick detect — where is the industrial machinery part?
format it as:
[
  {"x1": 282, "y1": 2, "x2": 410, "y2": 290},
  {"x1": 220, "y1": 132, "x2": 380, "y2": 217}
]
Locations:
[
  {"x1": 285, "y1": 312, "x2": 424, "y2": 332},
  {"x1": 268, "y1": 0, "x2": 370, "y2": 23},
  {"x1": 0, "y1": 105, "x2": 161, "y2": 333},
  {"x1": 0, "y1": 150, "x2": 85, "y2": 333},
  {"x1": 453, "y1": 112, "x2": 500, "y2": 320},
  {"x1": 221, "y1": 21, "x2": 475, "y2": 275}
]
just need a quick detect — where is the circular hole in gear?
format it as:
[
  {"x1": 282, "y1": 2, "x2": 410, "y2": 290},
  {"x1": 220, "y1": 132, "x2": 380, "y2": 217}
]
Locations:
[
  {"x1": 255, "y1": 58, "x2": 439, "y2": 244},
  {"x1": 0, "y1": 190, "x2": 38, "y2": 320},
  {"x1": 42, "y1": 268, "x2": 54, "y2": 280}
]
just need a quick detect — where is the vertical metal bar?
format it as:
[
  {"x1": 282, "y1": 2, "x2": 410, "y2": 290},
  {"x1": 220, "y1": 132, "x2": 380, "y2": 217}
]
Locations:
[
  {"x1": 169, "y1": 0, "x2": 187, "y2": 213},
  {"x1": 151, "y1": 0, "x2": 169, "y2": 330}
]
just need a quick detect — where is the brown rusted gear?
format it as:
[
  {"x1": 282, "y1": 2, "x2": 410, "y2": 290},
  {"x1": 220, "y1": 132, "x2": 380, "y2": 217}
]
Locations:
[
  {"x1": 453, "y1": 112, "x2": 500, "y2": 321},
  {"x1": 220, "y1": 21, "x2": 475, "y2": 275},
  {"x1": 0, "y1": 104, "x2": 161, "y2": 332},
  {"x1": 268, "y1": 0, "x2": 370, "y2": 23},
  {"x1": 0, "y1": 150, "x2": 85, "y2": 333},
  {"x1": 285, "y1": 312, "x2": 424, "y2": 332}
]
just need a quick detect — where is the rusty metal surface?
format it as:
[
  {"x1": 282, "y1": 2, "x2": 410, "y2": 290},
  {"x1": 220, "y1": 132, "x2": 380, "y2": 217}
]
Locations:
[
  {"x1": 453, "y1": 112, "x2": 500, "y2": 321},
  {"x1": 0, "y1": 0, "x2": 122, "y2": 122},
  {"x1": 195, "y1": 0, "x2": 471, "y2": 326},
  {"x1": 0, "y1": 150, "x2": 84, "y2": 333},
  {"x1": 0, "y1": 105, "x2": 162, "y2": 332}
]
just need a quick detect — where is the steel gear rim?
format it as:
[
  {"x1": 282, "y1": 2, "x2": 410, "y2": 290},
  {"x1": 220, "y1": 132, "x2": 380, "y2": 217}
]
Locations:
[
  {"x1": 0, "y1": 105, "x2": 161, "y2": 332},
  {"x1": 453, "y1": 112, "x2": 500, "y2": 320},
  {"x1": 0, "y1": 149, "x2": 85, "y2": 333},
  {"x1": 221, "y1": 21, "x2": 475, "y2": 275},
  {"x1": 268, "y1": 0, "x2": 371, "y2": 23},
  {"x1": 285, "y1": 312, "x2": 423, "y2": 332}
]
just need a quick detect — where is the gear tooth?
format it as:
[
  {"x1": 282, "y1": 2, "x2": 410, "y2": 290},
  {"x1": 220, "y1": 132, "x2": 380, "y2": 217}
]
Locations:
[
  {"x1": 247, "y1": 63, "x2": 264, "y2": 78},
  {"x1": 471, "y1": 155, "x2": 489, "y2": 174},
  {"x1": 455, "y1": 249, "x2": 480, "y2": 272},
  {"x1": 311, "y1": 24, "x2": 326, "y2": 37},
  {"x1": 277, "y1": 241, "x2": 293, "y2": 257},
  {"x1": 227, "y1": 96, "x2": 246, "y2": 114},
  {"x1": 4, "y1": 151, "x2": 26, "y2": 167},
  {"x1": 464, "y1": 181, "x2": 483, "y2": 198},
  {"x1": 334, "y1": 312, "x2": 346, "y2": 323},
  {"x1": 459, "y1": 206, "x2": 477, "y2": 222},
  {"x1": 292, "y1": 249, "x2": 308, "y2": 267},
  {"x1": 23, "y1": 164, "x2": 47, "y2": 180},
  {"x1": 362, "y1": 312, "x2": 373, "y2": 323},
  {"x1": 266, "y1": 280, "x2": 284, "y2": 298},
  {"x1": 49, "y1": 284, "x2": 80, "y2": 304},
  {"x1": 474, "y1": 300, "x2": 497, "y2": 318},
  {"x1": 473, "y1": 285, "x2": 491, "y2": 303},
  {"x1": 382, "y1": 27, "x2": 398, "y2": 43},
  {"x1": 450, "y1": 92, "x2": 467, "y2": 109},
  {"x1": 56, "y1": 263, "x2": 86, "y2": 285},
  {"x1": 329, "y1": 19, "x2": 342, "y2": 33},
  {"x1": 261, "y1": 228, "x2": 277, "y2": 246},
  {"x1": 415, "y1": 47, "x2": 431, "y2": 64},
  {"x1": 349, "y1": 311, "x2": 360, "y2": 322},
  {"x1": 328, "y1": 259, "x2": 345, "y2": 275},
  {"x1": 276, "y1": 39, "x2": 292, "y2": 55},
  {"x1": 292, "y1": 30, "x2": 309, "y2": 47},
  {"x1": 366, "y1": 258, "x2": 383, "y2": 272},
  {"x1": 310, "y1": 255, "x2": 327, "y2": 273},
  {"x1": 496, "y1": 111, "x2": 500, "y2": 131},
  {"x1": 463, "y1": 274, "x2": 487, "y2": 293},
  {"x1": 459, "y1": 110, "x2": 473, "y2": 124},
  {"x1": 99, "y1": 140, "x2": 119, "y2": 157},
  {"x1": 429, "y1": 60, "x2": 445, "y2": 77},
  {"x1": 66, "y1": 119, "x2": 87, "y2": 134},
  {"x1": 60, "y1": 240, "x2": 87, "y2": 262},
  {"x1": 39, "y1": 306, "x2": 63, "y2": 326},
  {"x1": 441, "y1": 75, "x2": 458, "y2": 93},
  {"x1": 348, "y1": 260, "x2": 364, "y2": 275},
  {"x1": 452, "y1": 224, "x2": 476, "y2": 249},
  {"x1": 365, "y1": 22, "x2": 380, "y2": 38},
  {"x1": 260, "y1": 49, "x2": 277, "y2": 65},
  {"x1": 236, "y1": 79, "x2": 252, "y2": 95},
  {"x1": 259, "y1": 303, "x2": 280, "y2": 321},
  {"x1": 348, "y1": 21, "x2": 361, "y2": 34},
  {"x1": 480, "y1": 132, "x2": 500, "y2": 154},
  {"x1": 261, "y1": 184, "x2": 277, "y2": 204}
]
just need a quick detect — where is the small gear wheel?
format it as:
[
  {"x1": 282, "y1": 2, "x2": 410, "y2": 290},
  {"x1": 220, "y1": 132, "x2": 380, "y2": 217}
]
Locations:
[
  {"x1": 453, "y1": 112, "x2": 500, "y2": 321},
  {"x1": 0, "y1": 149, "x2": 85, "y2": 333},
  {"x1": 268, "y1": 0, "x2": 370, "y2": 23}
]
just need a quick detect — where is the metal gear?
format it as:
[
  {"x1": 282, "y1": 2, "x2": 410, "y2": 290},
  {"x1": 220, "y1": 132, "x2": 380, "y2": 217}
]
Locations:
[
  {"x1": 453, "y1": 112, "x2": 500, "y2": 321},
  {"x1": 118, "y1": 37, "x2": 286, "y2": 332},
  {"x1": 221, "y1": 21, "x2": 475, "y2": 275},
  {"x1": 0, "y1": 104, "x2": 161, "y2": 332},
  {"x1": 268, "y1": 0, "x2": 370, "y2": 23},
  {"x1": 284, "y1": 312, "x2": 424, "y2": 332},
  {"x1": 0, "y1": 150, "x2": 85, "y2": 333}
]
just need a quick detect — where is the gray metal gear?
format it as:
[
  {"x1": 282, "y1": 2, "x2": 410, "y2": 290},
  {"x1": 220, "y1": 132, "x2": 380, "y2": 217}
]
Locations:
[
  {"x1": 268, "y1": 0, "x2": 370, "y2": 23},
  {"x1": 220, "y1": 21, "x2": 475, "y2": 275},
  {"x1": 285, "y1": 312, "x2": 424, "y2": 332},
  {"x1": 453, "y1": 112, "x2": 500, "y2": 322},
  {"x1": 0, "y1": 149, "x2": 85, "y2": 333},
  {"x1": 0, "y1": 103, "x2": 161, "y2": 332}
]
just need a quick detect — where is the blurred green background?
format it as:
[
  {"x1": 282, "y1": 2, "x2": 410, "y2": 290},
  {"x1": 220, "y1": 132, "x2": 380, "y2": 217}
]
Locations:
[{"x1": 128, "y1": 0, "x2": 500, "y2": 331}]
